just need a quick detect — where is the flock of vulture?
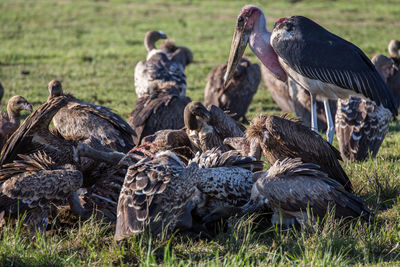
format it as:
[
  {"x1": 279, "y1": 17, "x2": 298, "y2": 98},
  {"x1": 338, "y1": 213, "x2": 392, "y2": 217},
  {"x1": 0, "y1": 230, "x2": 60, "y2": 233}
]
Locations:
[{"x1": 0, "y1": 5, "x2": 399, "y2": 241}]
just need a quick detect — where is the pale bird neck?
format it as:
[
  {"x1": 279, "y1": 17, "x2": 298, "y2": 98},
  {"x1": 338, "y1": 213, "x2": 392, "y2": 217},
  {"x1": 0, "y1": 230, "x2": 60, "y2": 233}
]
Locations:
[
  {"x1": 249, "y1": 14, "x2": 287, "y2": 82},
  {"x1": 7, "y1": 107, "x2": 20, "y2": 124},
  {"x1": 388, "y1": 41, "x2": 400, "y2": 58}
]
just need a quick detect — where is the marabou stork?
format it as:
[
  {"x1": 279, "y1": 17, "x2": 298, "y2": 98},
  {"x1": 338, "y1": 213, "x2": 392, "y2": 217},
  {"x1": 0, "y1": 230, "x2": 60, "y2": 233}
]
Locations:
[{"x1": 224, "y1": 5, "x2": 398, "y2": 144}]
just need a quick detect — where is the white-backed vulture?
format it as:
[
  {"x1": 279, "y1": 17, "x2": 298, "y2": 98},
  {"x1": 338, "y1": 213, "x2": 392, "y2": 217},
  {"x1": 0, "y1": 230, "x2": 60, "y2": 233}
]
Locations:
[
  {"x1": 134, "y1": 31, "x2": 187, "y2": 98},
  {"x1": 48, "y1": 80, "x2": 137, "y2": 153},
  {"x1": 128, "y1": 81, "x2": 191, "y2": 144},
  {"x1": 246, "y1": 115, "x2": 352, "y2": 192},
  {"x1": 335, "y1": 55, "x2": 395, "y2": 161},
  {"x1": 0, "y1": 95, "x2": 33, "y2": 148},
  {"x1": 184, "y1": 101, "x2": 245, "y2": 152},
  {"x1": 204, "y1": 58, "x2": 261, "y2": 122},
  {"x1": 0, "y1": 151, "x2": 83, "y2": 231},
  {"x1": 114, "y1": 148, "x2": 262, "y2": 240},
  {"x1": 241, "y1": 158, "x2": 373, "y2": 226},
  {"x1": 335, "y1": 97, "x2": 391, "y2": 161}
]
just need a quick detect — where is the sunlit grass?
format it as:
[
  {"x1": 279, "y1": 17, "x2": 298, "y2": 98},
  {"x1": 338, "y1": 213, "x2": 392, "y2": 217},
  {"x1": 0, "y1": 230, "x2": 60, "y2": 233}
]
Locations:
[{"x1": 1, "y1": 0, "x2": 400, "y2": 265}]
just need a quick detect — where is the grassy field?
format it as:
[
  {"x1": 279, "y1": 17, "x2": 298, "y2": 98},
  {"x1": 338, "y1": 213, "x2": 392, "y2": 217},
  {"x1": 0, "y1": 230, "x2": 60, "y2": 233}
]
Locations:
[{"x1": 1, "y1": 0, "x2": 400, "y2": 265}]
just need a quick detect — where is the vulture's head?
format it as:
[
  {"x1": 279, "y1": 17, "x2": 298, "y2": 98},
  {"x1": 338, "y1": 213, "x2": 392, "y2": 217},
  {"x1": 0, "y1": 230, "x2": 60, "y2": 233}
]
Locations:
[
  {"x1": 7, "y1": 95, "x2": 33, "y2": 114},
  {"x1": 371, "y1": 54, "x2": 396, "y2": 82},
  {"x1": 144, "y1": 30, "x2": 168, "y2": 52},
  {"x1": 246, "y1": 115, "x2": 268, "y2": 144},
  {"x1": 388, "y1": 40, "x2": 400, "y2": 57},
  {"x1": 48, "y1": 80, "x2": 64, "y2": 99},
  {"x1": 184, "y1": 102, "x2": 212, "y2": 130}
]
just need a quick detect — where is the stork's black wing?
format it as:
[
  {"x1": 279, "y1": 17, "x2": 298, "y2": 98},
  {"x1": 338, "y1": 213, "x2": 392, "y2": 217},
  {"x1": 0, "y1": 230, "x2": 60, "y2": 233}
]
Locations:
[{"x1": 272, "y1": 16, "x2": 398, "y2": 116}]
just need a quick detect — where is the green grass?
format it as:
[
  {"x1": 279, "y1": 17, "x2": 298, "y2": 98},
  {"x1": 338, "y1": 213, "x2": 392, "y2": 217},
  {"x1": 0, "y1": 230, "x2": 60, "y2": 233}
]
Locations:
[{"x1": 1, "y1": 0, "x2": 400, "y2": 265}]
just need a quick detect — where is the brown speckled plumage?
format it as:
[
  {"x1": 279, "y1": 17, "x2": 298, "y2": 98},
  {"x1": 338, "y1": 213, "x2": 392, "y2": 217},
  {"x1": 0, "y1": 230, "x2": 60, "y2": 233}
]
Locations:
[
  {"x1": 247, "y1": 115, "x2": 352, "y2": 192},
  {"x1": 129, "y1": 82, "x2": 191, "y2": 144},
  {"x1": 0, "y1": 151, "x2": 82, "y2": 230},
  {"x1": 184, "y1": 102, "x2": 244, "y2": 152},
  {"x1": 115, "y1": 149, "x2": 260, "y2": 240},
  {"x1": 48, "y1": 80, "x2": 137, "y2": 153},
  {"x1": 242, "y1": 158, "x2": 372, "y2": 225},
  {"x1": 0, "y1": 95, "x2": 76, "y2": 166},
  {"x1": 135, "y1": 31, "x2": 187, "y2": 98},
  {"x1": 335, "y1": 97, "x2": 391, "y2": 161}
]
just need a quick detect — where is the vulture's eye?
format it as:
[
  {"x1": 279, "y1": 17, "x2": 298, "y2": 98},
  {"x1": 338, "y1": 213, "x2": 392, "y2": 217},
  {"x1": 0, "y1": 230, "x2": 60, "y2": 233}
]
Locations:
[{"x1": 237, "y1": 16, "x2": 244, "y2": 26}]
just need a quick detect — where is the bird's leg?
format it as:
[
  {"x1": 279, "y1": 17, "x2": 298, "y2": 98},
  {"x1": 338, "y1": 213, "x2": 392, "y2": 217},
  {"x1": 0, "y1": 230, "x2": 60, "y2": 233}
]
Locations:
[
  {"x1": 310, "y1": 93, "x2": 318, "y2": 133},
  {"x1": 323, "y1": 99, "x2": 334, "y2": 144}
]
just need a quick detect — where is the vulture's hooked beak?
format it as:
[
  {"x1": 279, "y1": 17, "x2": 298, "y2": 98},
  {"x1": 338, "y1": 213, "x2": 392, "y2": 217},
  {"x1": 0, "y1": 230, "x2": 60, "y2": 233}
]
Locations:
[
  {"x1": 24, "y1": 103, "x2": 33, "y2": 112},
  {"x1": 224, "y1": 22, "x2": 250, "y2": 88},
  {"x1": 200, "y1": 109, "x2": 212, "y2": 121}
]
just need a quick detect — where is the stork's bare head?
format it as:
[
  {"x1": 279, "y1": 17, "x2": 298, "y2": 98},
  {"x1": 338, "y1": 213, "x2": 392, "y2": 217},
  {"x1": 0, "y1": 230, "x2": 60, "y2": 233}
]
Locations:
[{"x1": 224, "y1": 5, "x2": 263, "y2": 87}]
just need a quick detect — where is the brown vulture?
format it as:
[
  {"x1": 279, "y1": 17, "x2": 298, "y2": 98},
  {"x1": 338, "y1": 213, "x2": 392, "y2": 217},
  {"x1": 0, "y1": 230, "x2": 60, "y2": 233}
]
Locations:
[
  {"x1": 0, "y1": 95, "x2": 33, "y2": 148},
  {"x1": 241, "y1": 158, "x2": 373, "y2": 226},
  {"x1": 134, "y1": 31, "x2": 187, "y2": 98},
  {"x1": 246, "y1": 115, "x2": 352, "y2": 192},
  {"x1": 184, "y1": 101, "x2": 245, "y2": 152},
  {"x1": 204, "y1": 58, "x2": 260, "y2": 122},
  {"x1": 114, "y1": 148, "x2": 262, "y2": 240},
  {"x1": 128, "y1": 81, "x2": 191, "y2": 144},
  {"x1": 48, "y1": 80, "x2": 137, "y2": 153}
]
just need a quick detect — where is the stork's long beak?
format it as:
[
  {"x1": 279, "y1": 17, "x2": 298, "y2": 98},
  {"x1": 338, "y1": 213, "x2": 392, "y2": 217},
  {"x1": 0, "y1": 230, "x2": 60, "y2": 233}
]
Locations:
[{"x1": 224, "y1": 25, "x2": 250, "y2": 87}]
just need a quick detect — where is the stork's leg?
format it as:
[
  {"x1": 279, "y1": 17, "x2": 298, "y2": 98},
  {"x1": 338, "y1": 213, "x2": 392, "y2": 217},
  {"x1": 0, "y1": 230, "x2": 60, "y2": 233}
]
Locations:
[
  {"x1": 323, "y1": 99, "x2": 334, "y2": 144},
  {"x1": 310, "y1": 93, "x2": 318, "y2": 133}
]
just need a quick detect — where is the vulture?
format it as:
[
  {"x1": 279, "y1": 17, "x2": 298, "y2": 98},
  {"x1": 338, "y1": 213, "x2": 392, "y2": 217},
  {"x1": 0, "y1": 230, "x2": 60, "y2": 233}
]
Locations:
[
  {"x1": 335, "y1": 55, "x2": 395, "y2": 161},
  {"x1": 204, "y1": 58, "x2": 261, "y2": 122},
  {"x1": 75, "y1": 136, "x2": 194, "y2": 222},
  {"x1": 48, "y1": 80, "x2": 137, "y2": 153},
  {"x1": 114, "y1": 148, "x2": 262, "y2": 240},
  {"x1": 184, "y1": 101, "x2": 245, "y2": 152},
  {"x1": 223, "y1": 136, "x2": 262, "y2": 160},
  {"x1": 134, "y1": 31, "x2": 187, "y2": 98},
  {"x1": 246, "y1": 115, "x2": 352, "y2": 192},
  {"x1": 262, "y1": 66, "x2": 336, "y2": 131},
  {"x1": 335, "y1": 97, "x2": 392, "y2": 161},
  {"x1": 140, "y1": 129, "x2": 194, "y2": 163},
  {"x1": 74, "y1": 143, "x2": 153, "y2": 222},
  {"x1": 388, "y1": 40, "x2": 400, "y2": 65},
  {"x1": 0, "y1": 96, "x2": 86, "y2": 230},
  {"x1": 0, "y1": 151, "x2": 83, "y2": 231},
  {"x1": 225, "y1": 5, "x2": 397, "y2": 145},
  {"x1": 0, "y1": 95, "x2": 33, "y2": 148},
  {"x1": 160, "y1": 39, "x2": 193, "y2": 69},
  {"x1": 241, "y1": 158, "x2": 372, "y2": 226},
  {"x1": 128, "y1": 81, "x2": 191, "y2": 144},
  {"x1": 0, "y1": 95, "x2": 77, "y2": 166},
  {"x1": 372, "y1": 54, "x2": 400, "y2": 106}
]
